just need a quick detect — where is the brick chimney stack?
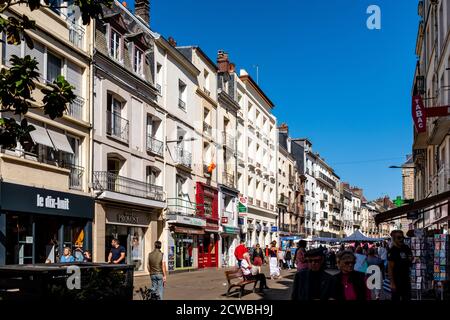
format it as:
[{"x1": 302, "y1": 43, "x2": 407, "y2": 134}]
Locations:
[
  {"x1": 135, "y1": 0, "x2": 150, "y2": 25},
  {"x1": 217, "y1": 50, "x2": 230, "y2": 73}
]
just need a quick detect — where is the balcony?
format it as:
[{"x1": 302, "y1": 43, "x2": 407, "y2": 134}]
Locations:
[
  {"x1": 263, "y1": 201, "x2": 268, "y2": 209},
  {"x1": 222, "y1": 171, "x2": 235, "y2": 188},
  {"x1": 62, "y1": 162, "x2": 84, "y2": 190},
  {"x1": 66, "y1": 96, "x2": 84, "y2": 121},
  {"x1": 270, "y1": 204, "x2": 274, "y2": 211},
  {"x1": 278, "y1": 194, "x2": 289, "y2": 207},
  {"x1": 155, "y1": 83, "x2": 162, "y2": 93},
  {"x1": 178, "y1": 99, "x2": 186, "y2": 110},
  {"x1": 146, "y1": 135, "x2": 164, "y2": 157},
  {"x1": 315, "y1": 171, "x2": 336, "y2": 188},
  {"x1": 166, "y1": 198, "x2": 200, "y2": 217},
  {"x1": 353, "y1": 206, "x2": 361, "y2": 213},
  {"x1": 69, "y1": 22, "x2": 85, "y2": 50},
  {"x1": 174, "y1": 146, "x2": 192, "y2": 170},
  {"x1": 237, "y1": 157, "x2": 245, "y2": 167},
  {"x1": 222, "y1": 132, "x2": 236, "y2": 150},
  {"x1": 203, "y1": 88, "x2": 211, "y2": 97},
  {"x1": 203, "y1": 122, "x2": 212, "y2": 137},
  {"x1": 106, "y1": 111, "x2": 129, "y2": 143},
  {"x1": 92, "y1": 171, "x2": 163, "y2": 201},
  {"x1": 256, "y1": 199, "x2": 261, "y2": 207}
]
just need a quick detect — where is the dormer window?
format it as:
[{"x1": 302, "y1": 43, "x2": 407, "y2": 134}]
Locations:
[
  {"x1": 110, "y1": 27, "x2": 122, "y2": 61},
  {"x1": 134, "y1": 45, "x2": 144, "y2": 76}
]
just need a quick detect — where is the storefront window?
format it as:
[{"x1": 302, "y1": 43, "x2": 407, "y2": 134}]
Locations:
[
  {"x1": 175, "y1": 234, "x2": 194, "y2": 269},
  {"x1": 106, "y1": 224, "x2": 145, "y2": 271}
]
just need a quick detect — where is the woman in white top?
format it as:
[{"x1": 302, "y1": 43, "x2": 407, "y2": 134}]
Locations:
[{"x1": 240, "y1": 253, "x2": 269, "y2": 292}]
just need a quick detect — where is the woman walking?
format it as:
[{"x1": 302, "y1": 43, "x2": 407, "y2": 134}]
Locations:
[
  {"x1": 269, "y1": 241, "x2": 280, "y2": 279},
  {"x1": 252, "y1": 244, "x2": 265, "y2": 273},
  {"x1": 285, "y1": 248, "x2": 292, "y2": 269},
  {"x1": 333, "y1": 250, "x2": 371, "y2": 300}
]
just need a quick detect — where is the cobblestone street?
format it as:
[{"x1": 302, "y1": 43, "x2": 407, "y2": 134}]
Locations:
[{"x1": 134, "y1": 266, "x2": 298, "y2": 300}]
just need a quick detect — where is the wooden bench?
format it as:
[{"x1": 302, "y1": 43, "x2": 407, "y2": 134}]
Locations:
[{"x1": 225, "y1": 269, "x2": 257, "y2": 298}]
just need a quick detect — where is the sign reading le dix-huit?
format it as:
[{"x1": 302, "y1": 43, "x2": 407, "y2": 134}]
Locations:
[{"x1": 36, "y1": 194, "x2": 70, "y2": 210}]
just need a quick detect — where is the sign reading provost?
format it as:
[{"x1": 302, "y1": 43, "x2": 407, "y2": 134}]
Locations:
[
  {"x1": 238, "y1": 196, "x2": 248, "y2": 216},
  {"x1": 37, "y1": 194, "x2": 70, "y2": 210},
  {"x1": 412, "y1": 95, "x2": 426, "y2": 133}
]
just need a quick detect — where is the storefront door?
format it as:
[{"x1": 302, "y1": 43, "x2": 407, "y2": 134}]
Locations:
[
  {"x1": 198, "y1": 234, "x2": 218, "y2": 268},
  {"x1": 6, "y1": 214, "x2": 35, "y2": 264}
]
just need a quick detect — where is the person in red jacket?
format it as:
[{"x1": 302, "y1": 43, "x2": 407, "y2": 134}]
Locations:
[{"x1": 234, "y1": 239, "x2": 248, "y2": 267}]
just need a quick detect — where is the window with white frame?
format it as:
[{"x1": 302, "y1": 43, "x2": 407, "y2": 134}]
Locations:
[
  {"x1": 178, "y1": 80, "x2": 187, "y2": 110},
  {"x1": 110, "y1": 27, "x2": 122, "y2": 61},
  {"x1": 133, "y1": 45, "x2": 144, "y2": 76}
]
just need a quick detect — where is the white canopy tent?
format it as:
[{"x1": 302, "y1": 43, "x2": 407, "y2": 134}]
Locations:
[{"x1": 340, "y1": 229, "x2": 383, "y2": 242}]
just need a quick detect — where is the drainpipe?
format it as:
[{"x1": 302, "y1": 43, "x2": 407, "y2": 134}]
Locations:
[{"x1": 89, "y1": 23, "x2": 96, "y2": 260}]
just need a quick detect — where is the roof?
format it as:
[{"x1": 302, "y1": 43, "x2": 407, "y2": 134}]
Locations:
[
  {"x1": 239, "y1": 73, "x2": 275, "y2": 108},
  {"x1": 176, "y1": 46, "x2": 218, "y2": 71}
]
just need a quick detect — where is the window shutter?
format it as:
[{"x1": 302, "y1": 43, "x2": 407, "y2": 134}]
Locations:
[
  {"x1": 25, "y1": 42, "x2": 45, "y2": 79},
  {"x1": 107, "y1": 93, "x2": 112, "y2": 112},
  {"x1": 3, "y1": 41, "x2": 22, "y2": 67},
  {"x1": 66, "y1": 60, "x2": 83, "y2": 96}
]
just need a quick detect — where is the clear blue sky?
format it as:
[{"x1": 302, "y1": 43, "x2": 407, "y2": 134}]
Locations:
[{"x1": 128, "y1": 0, "x2": 419, "y2": 200}]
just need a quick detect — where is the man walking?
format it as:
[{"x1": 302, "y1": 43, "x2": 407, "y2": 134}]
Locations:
[
  {"x1": 148, "y1": 241, "x2": 167, "y2": 300},
  {"x1": 234, "y1": 239, "x2": 248, "y2": 267},
  {"x1": 291, "y1": 248, "x2": 334, "y2": 300},
  {"x1": 388, "y1": 230, "x2": 413, "y2": 301},
  {"x1": 107, "y1": 238, "x2": 126, "y2": 264}
]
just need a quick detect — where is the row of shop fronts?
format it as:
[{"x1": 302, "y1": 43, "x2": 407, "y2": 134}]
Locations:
[{"x1": 0, "y1": 181, "x2": 280, "y2": 273}]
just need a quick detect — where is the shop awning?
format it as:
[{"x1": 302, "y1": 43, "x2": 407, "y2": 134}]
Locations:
[
  {"x1": 374, "y1": 190, "x2": 450, "y2": 225},
  {"x1": 29, "y1": 125, "x2": 54, "y2": 148},
  {"x1": 47, "y1": 129, "x2": 74, "y2": 154}
]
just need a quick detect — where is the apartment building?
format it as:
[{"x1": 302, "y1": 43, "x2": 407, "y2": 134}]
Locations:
[
  {"x1": 351, "y1": 187, "x2": 363, "y2": 232},
  {"x1": 0, "y1": 3, "x2": 94, "y2": 265},
  {"x1": 277, "y1": 124, "x2": 305, "y2": 239},
  {"x1": 237, "y1": 69, "x2": 277, "y2": 247},
  {"x1": 412, "y1": 0, "x2": 450, "y2": 231},
  {"x1": 91, "y1": 1, "x2": 165, "y2": 277},
  {"x1": 341, "y1": 184, "x2": 354, "y2": 236},
  {"x1": 330, "y1": 172, "x2": 343, "y2": 237}
]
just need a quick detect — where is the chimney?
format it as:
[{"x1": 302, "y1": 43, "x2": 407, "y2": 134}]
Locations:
[
  {"x1": 228, "y1": 63, "x2": 236, "y2": 73},
  {"x1": 135, "y1": 0, "x2": 150, "y2": 25},
  {"x1": 168, "y1": 36, "x2": 177, "y2": 47},
  {"x1": 217, "y1": 50, "x2": 230, "y2": 73},
  {"x1": 278, "y1": 123, "x2": 288, "y2": 133}
]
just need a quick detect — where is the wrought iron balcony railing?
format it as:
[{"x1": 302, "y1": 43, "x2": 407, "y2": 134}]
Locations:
[
  {"x1": 92, "y1": 171, "x2": 163, "y2": 201},
  {"x1": 174, "y1": 146, "x2": 192, "y2": 169},
  {"x1": 106, "y1": 111, "x2": 129, "y2": 143},
  {"x1": 66, "y1": 96, "x2": 84, "y2": 121},
  {"x1": 147, "y1": 135, "x2": 163, "y2": 156}
]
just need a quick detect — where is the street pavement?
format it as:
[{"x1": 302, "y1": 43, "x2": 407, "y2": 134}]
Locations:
[{"x1": 133, "y1": 265, "x2": 299, "y2": 300}]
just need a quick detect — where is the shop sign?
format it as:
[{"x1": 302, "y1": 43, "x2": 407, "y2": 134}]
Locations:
[
  {"x1": 238, "y1": 196, "x2": 248, "y2": 216},
  {"x1": 271, "y1": 226, "x2": 278, "y2": 233},
  {"x1": 222, "y1": 217, "x2": 228, "y2": 224},
  {"x1": 118, "y1": 213, "x2": 139, "y2": 224},
  {"x1": 36, "y1": 194, "x2": 69, "y2": 210},
  {"x1": 173, "y1": 226, "x2": 205, "y2": 235},
  {"x1": 412, "y1": 95, "x2": 426, "y2": 133},
  {"x1": 223, "y1": 226, "x2": 240, "y2": 234},
  {"x1": 166, "y1": 213, "x2": 206, "y2": 227}
]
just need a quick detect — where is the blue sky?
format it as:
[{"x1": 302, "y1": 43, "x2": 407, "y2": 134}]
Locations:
[{"x1": 128, "y1": 0, "x2": 419, "y2": 200}]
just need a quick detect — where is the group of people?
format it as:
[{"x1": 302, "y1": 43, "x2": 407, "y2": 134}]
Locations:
[
  {"x1": 46, "y1": 246, "x2": 92, "y2": 263},
  {"x1": 291, "y1": 230, "x2": 413, "y2": 301}
]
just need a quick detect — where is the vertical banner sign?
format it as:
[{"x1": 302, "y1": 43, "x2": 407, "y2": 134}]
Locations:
[
  {"x1": 238, "y1": 196, "x2": 248, "y2": 217},
  {"x1": 412, "y1": 95, "x2": 426, "y2": 133}
]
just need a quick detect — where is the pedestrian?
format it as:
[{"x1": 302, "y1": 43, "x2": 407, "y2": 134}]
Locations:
[
  {"x1": 147, "y1": 241, "x2": 167, "y2": 300},
  {"x1": 83, "y1": 250, "x2": 92, "y2": 262},
  {"x1": 388, "y1": 230, "x2": 413, "y2": 301},
  {"x1": 252, "y1": 243, "x2": 265, "y2": 273},
  {"x1": 367, "y1": 247, "x2": 384, "y2": 300},
  {"x1": 294, "y1": 240, "x2": 308, "y2": 271},
  {"x1": 73, "y1": 244, "x2": 85, "y2": 262},
  {"x1": 269, "y1": 241, "x2": 280, "y2": 279},
  {"x1": 333, "y1": 250, "x2": 371, "y2": 301},
  {"x1": 107, "y1": 238, "x2": 126, "y2": 264},
  {"x1": 241, "y1": 252, "x2": 269, "y2": 292},
  {"x1": 234, "y1": 239, "x2": 248, "y2": 268},
  {"x1": 377, "y1": 241, "x2": 388, "y2": 269},
  {"x1": 60, "y1": 247, "x2": 75, "y2": 263},
  {"x1": 291, "y1": 248, "x2": 334, "y2": 300},
  {"x1": 277, "y1": 246, "x2": 285, "y2": 269},
  {"x1": 328, "y1": 249, "x2": 337, "y2": 269},
  {"x1": 284, "y1": 248, "x2": 292, "y2": 269},
  {"x1": 265, "y1": 245, "x2": 270, "y2": 265},
  {"x1": 353, "y1": 246, "x2": 368, "y2": 274}
]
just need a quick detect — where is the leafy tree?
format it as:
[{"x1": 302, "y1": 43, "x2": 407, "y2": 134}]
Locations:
[{"x1": 0, "y1": 0, "x2": 112, "y2": 149}]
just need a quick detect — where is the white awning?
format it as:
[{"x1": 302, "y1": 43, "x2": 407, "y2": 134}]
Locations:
[
  {"x1": 29, "y1": 125, "x2": 54, "y2": 148},
  {"x1": 47, "y1": 129, "x2": 74, "y2": 154}
]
